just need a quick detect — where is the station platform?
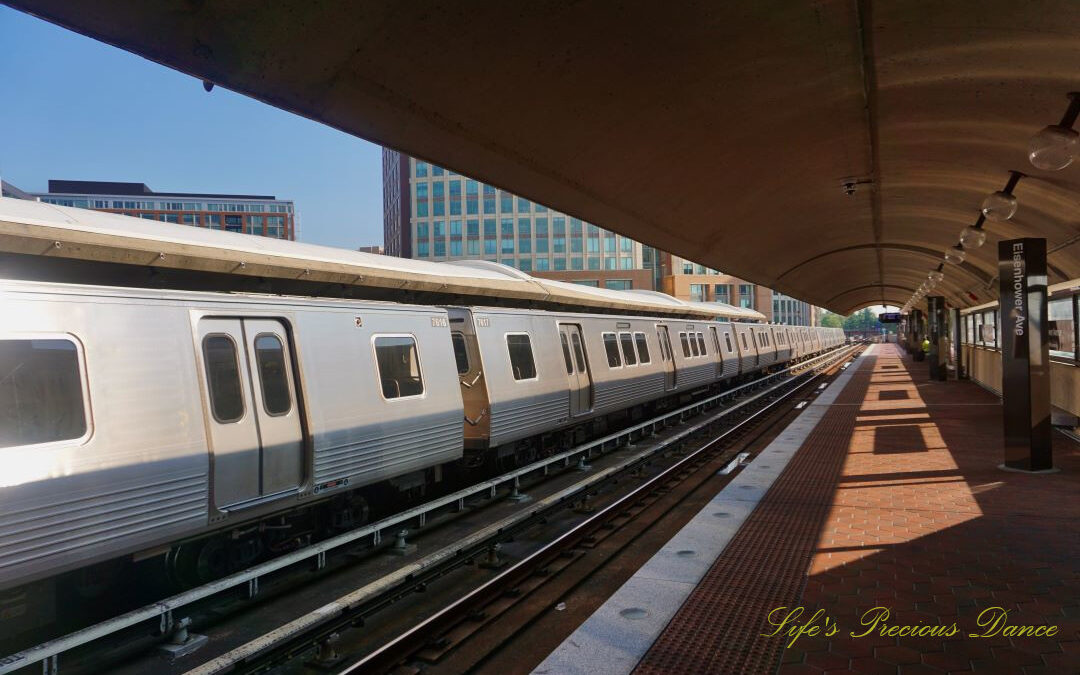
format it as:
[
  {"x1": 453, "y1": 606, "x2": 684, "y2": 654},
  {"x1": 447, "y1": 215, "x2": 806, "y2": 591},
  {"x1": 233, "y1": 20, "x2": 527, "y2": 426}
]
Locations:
[{"x1": 534, "y1": 343, "x2": 1080, "y2": 675}]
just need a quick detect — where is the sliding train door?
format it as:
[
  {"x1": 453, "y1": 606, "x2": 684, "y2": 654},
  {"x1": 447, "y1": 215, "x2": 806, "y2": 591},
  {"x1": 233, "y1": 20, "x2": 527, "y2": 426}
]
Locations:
[
  {"x1": 197, "y1": 318, "x2": 303, "y2": 508},
  {"x1": 559, "y1": 323, "x2": 593, "y2": 417},
  {"x1": 657, "y1": 325, "x2": 677, "y2": 390}
]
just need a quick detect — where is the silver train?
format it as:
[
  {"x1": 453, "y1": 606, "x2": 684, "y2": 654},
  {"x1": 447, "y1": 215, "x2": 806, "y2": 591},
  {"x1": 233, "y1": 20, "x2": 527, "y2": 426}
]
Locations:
[{"x1": 0, "y1": 277, "x2": 843, "y2": 620}]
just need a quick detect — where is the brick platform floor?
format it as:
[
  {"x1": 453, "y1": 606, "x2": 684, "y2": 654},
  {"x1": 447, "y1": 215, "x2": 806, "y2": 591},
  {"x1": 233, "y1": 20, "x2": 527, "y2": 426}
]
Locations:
[{"x1": 634, "y1": 344, "x2": 1080, "y2": 675}]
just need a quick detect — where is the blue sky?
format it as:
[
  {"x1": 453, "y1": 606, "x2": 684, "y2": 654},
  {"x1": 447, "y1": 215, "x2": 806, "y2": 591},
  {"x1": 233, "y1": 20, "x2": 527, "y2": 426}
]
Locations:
[{"x1": 0, "y1": 6, "x2": 383, "y2": 249}]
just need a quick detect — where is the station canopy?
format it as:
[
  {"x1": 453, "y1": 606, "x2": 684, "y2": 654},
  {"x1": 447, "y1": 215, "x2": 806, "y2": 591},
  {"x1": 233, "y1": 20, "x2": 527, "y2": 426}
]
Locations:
[{"x1": 10, "y1": 1, "x2": 1080, "y2": 313}]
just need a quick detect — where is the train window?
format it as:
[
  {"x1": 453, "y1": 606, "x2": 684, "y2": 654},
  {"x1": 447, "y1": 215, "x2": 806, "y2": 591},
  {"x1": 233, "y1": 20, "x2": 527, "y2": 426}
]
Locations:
[
  {"x1": 452, "y1": 332, "x2": 470, "y2": 374},
  {"x1": 1049, "y1": 297, "x2": 1076, "y2": 359},
  {"x1": 696, "y1": 332, "x2": 707, "y2": 355},
  {"x1": 711, "y1": 327, "x2": 721, "y2": 353},
  {"x1": 203, "y1": 334, "x2": 245, "y2": 423},
  {"x1": 560, "y1": 333, "x2": 573, "y2": 374},
  {"x1": 572, "y1": 333, "x2": 588, "y2": 372},
  {"x1": 506, "y1": 334, "x2": 537, "y2": 380},
  {"x1": 603, "y1": 332, "x2": 622, "y2": 368},
  {"x1": 619, "y1": 332, "x2": 638, "y2": 365},
  {"x1": 634, "y1": 332, "x2": 651, "y2": 364},
  {"x1": 254, "y1": 334, "x2": 291, "y2": 416},
  {"x1": 656, "y1": 329, "x2": 668, "y2": 361},
  {"x1": 375, "y1": 336, "x2": 425, "y2": 398},
  {"x1": 0, "y1": 338, "x2": 87, "y2": 449},
  {"x1": 688, "y1": 333, "x2": 700, "y2": 357},
  {"x1": 741, "y1": 332, "x2": 749, "y2": 350}
]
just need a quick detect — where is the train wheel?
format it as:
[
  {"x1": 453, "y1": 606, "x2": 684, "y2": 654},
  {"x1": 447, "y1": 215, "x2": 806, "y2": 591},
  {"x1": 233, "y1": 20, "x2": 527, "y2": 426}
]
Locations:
[{"x1": 167, "y1": 538, "x2": 230, "y2": 588}]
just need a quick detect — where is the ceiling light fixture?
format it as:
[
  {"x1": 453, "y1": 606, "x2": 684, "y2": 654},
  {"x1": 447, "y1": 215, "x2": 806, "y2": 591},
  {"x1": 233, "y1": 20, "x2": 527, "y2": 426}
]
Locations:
[
  {"x1": 944, "y1": 244, "x2": 966, "y2": 265},
  {"x1": 981, "y1": 170, "x2": 1024, "y2": 222},
  {"x1": 959, "y1": 215, "x2": 987, "y2": 249},
  {"x1": 1029, "y1": 92, "x2": 1080, "y2": 171}
]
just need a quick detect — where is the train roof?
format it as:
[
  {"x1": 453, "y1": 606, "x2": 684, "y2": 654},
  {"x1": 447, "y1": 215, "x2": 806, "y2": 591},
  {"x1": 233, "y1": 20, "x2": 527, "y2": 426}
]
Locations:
[{"x1": 0, "y1": 198, "x2": 765, "y2": 322}]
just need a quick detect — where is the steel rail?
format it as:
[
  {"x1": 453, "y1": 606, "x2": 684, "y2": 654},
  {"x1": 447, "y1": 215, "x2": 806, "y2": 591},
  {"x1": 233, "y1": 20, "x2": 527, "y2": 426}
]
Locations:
[
  {"x1": 339, "y1": 345, "x2": 862, "y2": 674},
  {"x1": 0, "y1": 345, "x2": 855, "y2": 675}
]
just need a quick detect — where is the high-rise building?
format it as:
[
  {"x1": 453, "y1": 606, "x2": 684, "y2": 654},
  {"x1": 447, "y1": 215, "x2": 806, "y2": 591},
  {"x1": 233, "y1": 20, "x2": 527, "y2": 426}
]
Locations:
[
  {"x1": 383, "y1": 150, "x2": 411, "y2": 257},
  {"x1": 660, "y1": 253, "x2": 818, "y2": 325},
  {"x1": 35, "y1": 180, "x2": 296, "y2": 240},
  {"x1": 772, "y1": 291, "x2": 814, "y2": 326},
  {"x1": 381, "y1": 150, "x2": 820, "y2": 323},
  {"x1": 382, "y1": 150, "x2": 654, "y2": 290}
]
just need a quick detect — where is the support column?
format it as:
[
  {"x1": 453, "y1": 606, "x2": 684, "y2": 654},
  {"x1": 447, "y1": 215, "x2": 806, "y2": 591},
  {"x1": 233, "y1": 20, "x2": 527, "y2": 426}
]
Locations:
[
  {"x1": 952, "y1": 307, "x2": 964, "y2": 379},
  {"x1": 907, "y1": 309, "x2": 922, "y2": 355},
  {"x1": 998, "y1": 238, "x2": 1053, "y2": 471},
  {"x1": 927, "y1": 296, "x2": 946, "y2": 381}
]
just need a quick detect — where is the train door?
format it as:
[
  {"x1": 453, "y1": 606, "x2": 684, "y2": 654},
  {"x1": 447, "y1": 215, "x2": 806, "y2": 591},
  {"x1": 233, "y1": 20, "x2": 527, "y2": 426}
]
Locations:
[
  {"x1": 657, "y1": 325, "x2": 677, "y2": 390},
  {"x1": 198, "y1": 318, "x2": 303, "y2": 508},
  {"x1": 710, "y1": 326, "x2": 723, "y2": 377},
  {"x1": 560, "y1": 324, "x2": 593, "y2": 416}
]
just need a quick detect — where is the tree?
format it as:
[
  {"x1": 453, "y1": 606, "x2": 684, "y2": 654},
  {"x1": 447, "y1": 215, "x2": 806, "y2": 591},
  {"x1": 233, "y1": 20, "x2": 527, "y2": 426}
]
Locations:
[{"x1": 820, "y1": 312, "x2": 843, "y2": 328}]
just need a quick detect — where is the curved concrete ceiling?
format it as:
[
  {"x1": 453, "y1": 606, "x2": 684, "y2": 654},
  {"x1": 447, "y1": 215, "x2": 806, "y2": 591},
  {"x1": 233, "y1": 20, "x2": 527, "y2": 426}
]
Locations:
[{"x1": 11, "y1": 1, "x2": 1080, "y2": 313}]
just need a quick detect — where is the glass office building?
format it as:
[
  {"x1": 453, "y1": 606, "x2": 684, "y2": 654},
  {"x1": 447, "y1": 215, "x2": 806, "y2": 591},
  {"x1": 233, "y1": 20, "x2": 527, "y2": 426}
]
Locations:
[{"x1": 383, "y1": 150, "x2": 653, "y2": 290}]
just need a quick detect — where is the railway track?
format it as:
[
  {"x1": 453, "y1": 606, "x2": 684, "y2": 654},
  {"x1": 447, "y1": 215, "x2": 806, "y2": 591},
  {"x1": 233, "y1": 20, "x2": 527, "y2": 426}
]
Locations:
[
  {"x1": 332, "y1": 344, "x2": 862, "y2": 675},
  {"x1": 1, "y1": 344, "x2": 861, "y2": 675}
]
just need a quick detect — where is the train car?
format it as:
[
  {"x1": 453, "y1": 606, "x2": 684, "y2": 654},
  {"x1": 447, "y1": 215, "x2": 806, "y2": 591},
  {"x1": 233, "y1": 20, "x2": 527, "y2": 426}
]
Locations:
[
  {"x1": 750, "y1": 324, "x2": 778, "y2": 368},
  {"x1": 450, "y1": 307, "x2": 671, "y2": 454},
  {"x1": 731, "y1": 323, "x2": 759, "y2": 373},
  {"x1": 0, "y1": 279, "x2": 463, "y2": 592},
  {"x1": 774, "y1": 325, "x2": 793, "y2": 363}
]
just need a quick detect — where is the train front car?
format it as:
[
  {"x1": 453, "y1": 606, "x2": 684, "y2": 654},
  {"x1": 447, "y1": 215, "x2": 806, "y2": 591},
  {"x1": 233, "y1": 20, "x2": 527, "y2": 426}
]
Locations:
[{"x1": 0, "y1": 279, "x2": 464, "y2": 639}]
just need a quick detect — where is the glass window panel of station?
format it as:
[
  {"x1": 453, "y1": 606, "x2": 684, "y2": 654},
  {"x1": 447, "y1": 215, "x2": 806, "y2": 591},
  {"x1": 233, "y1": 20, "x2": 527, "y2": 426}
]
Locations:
[
  {"x1": 979, "y1": 310, "x2": 996, "y2": 347},
  {"x1": 0, "y1": 338, "x2": 87, "y2": 449},
  {"x1": 1048, "y1": 297, "x2": 1076, "y2": 360}
]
